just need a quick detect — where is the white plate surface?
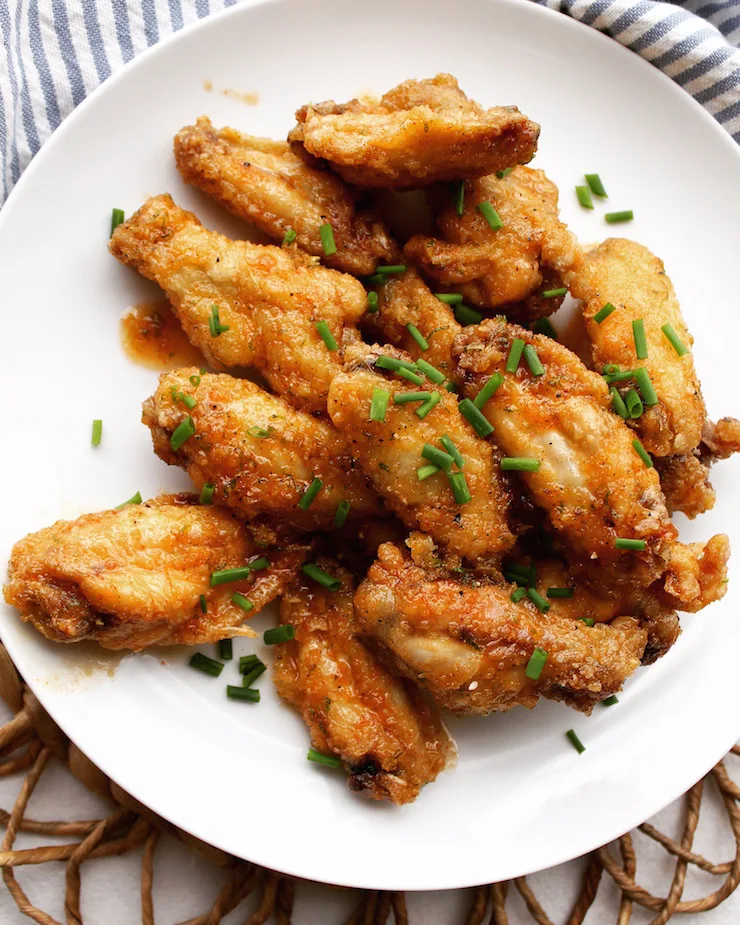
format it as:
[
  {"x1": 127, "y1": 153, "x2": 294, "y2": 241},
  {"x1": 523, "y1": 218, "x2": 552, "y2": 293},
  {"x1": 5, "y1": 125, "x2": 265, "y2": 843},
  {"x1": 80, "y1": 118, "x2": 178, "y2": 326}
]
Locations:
[{"x1": 2, "y1": 0, "x2": 740, "y2": 891}]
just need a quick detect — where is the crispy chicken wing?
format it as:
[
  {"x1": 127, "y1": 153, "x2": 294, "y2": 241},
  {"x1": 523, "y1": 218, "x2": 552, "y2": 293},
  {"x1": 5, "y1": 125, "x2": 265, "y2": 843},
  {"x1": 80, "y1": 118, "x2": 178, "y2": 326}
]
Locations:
[
  {"x1": 3, "y1": 495, "x2": 308, "y2": 651},
  {"x1": 354, "y1": 542, "x2": 647, "y2": 715},
  {"x1": 174, "y1": 117, "x2": 399, "y2": 275},
  {"x1": 326, "y1": 344, "x2": 513, "y2": 560},
  {"x1": 142, "y1": 369, "x2": 381, "y2": 533},
  {"x1": 273, "y1": 560, "x2": 453, "y2": 804},
  {"x1": 405, "y1": 167, "x2": 581, "y2": 319},
  {"x1": 655, "y1": 454, "x2": 716, "y2": 519},
  {"x1": 288, "y1": 74, "x2": 539, "y2": 190},
  {"x1": 701, "y1": 417, "x2": 740, "y2": 462},
  {"x1": 109, "y1": 194, "x2": 366, "y2": 412}
]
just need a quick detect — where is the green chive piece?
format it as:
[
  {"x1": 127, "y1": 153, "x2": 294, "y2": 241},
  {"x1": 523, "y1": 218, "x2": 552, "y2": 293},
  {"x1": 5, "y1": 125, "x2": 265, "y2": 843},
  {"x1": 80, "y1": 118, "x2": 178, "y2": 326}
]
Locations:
[
  {"x1": 445, "y1": 381, "x2": 458, "y2": 393},
  {"x1": 397, "y1": 367, "x2": 425, "y2": 386},
  {"x1": 615, "y1": 537, "x2": 646, "y2": 551},
  {"x1": 447, "y1": 470, "x2": 472, "y2": 505},
  {"x1": 210, "y1": 566, "x2": 253, "y2": 587},
  {"x1": 242, "y1": 663, "x2": 267, "y2": 688},
  {"x1": 368, "y1": 273, "x2": 385, "y2": 285},
  {"x1": 264, "y1": 624, "x2": 295, "y2": 645},
  {"x1": 302, "y1": 563, "x2": 342, "y2": 591},
  {"x1": 541, "y1": 287, "x2": 567, "y2": 299},
  {"x1": 416, "y1": 358, "x2": 446, "y2": 384},
  {"x1": 199, "y1": 594, "x2": 207, "y2": 614},
  {"x1": 581, "y1": 618, "x2": 595, "y2": 627},
  {"x1": 625, "y1": 388, "x2": 644, "y2": 419},
  {"x1": 661, "y1": 323, "x2": 689, "y2": 356},
  {"x1": 610, "y1": 387, "x2": 629, "y2": 419},
  {"x1": 525, "y1": 646, "x2": 548, "y2": 680},
  {"x1": 319, "y1": 222, "x2": 336, "y2": 256},
  {"x1": 282, "y1": 228, "x2": 297, "y2": 245},
  {"x1": 576, "y1": 185, "x2": 594, "y2": 209},
  {"x1": 454, "y1": 303, "x2": 483, "y2": 326},
  {"x1": 506, "y1": 338, "x2": 525, "y2": 373},
  {"x1": 634, "y1": 367, "x2": 659, "y2": 406},
  {"x1": 459, "y1": 398, "x2": 494, "y2": 437},
  {"x1": 501, "y1": 457, "x2": 540, "y2": 472},
  {"x1": 247, "y1": 425, "x2": 270, "y2": 438},
  {"x1": 189, "y1": 374, "x2": 201, "y2": 386},
  {"x1": 239, "y1": 654, "x2": 260, "y2": 673},
  {"x1": 440, "y1": 435, "x2": 464, "y2": 469},
  {"x1": 227, "y1": 685, "x2": 260, "y2": 703},
  {"x1": 315, "y1": 320, "x2": 338, "y2": 351},
  {"x1": 601, "y1": 695, "x2": 619, "y2": 707},
  {"x1": 565, "y1": 729, "x2": 586, "y2": 754},
  {"x1": 532, "y1": 318, "x2": 558, "y2": 339},
  {"x1": 199, "y1": 482, "x2": 215, "y2": 505},
  {"x1": 308, "y1": 748, "x2": 342, "y2": 769},
  {"x1": 507, "y1": 563, "x2": 535, "y2": 583},
  {"x1": 510, "y1": 587, "x2": 526, "y2": 603},
  {"x1": 209, "y1": 304, "x2": 230, "y2": 337},
  {"x1": 170, "y1": 416, "x2": 195, "y2": 451},
  {"x1": 231, "y1": 592, "x2": 254, "y2": 613},
  {"x1": 394, "y1": 391, "x2": 432, "y2": 405},
  {"x1": 417, "y1": 463, "x2": 441, "y2": 481},
  {"x1": 632, "y1": 439, "x2": 653, "y2": 468},
  {"x1": 416, "y1": 392, "x2": 441, "y2": 420},
  {"x1": 452, "y1": 181, "x2": 465, "y2": 216},
  {"x1": 91, "y1": 419, "x2": 103, "y2": 447},
  {"x1": 523, "y1": 344, "x2": 545, "y2": 376},
  {"x1": 421, "y1": 444, "x2": 455, "y2": 471},
  {"x1": 605, "y1": 210, "x2": 633, "y2": 224},
  {"x1": 298, "y1": 478, "x2": 324, "y2": 510},
  {"x1": 115, "y1": 491, "x2": 142, "y2": 511},
  {"x1": 367, "y1": 291, "x2": 379, "y2": 313},
  {"x1": 110, "y1": 208, "x2": 125, "y2": 236},
  {"x1": 496, "y1": 167, "x2": 513, "y2": 179},
  {"x1": 218, "y1": 639, "x2": 233, "y2": 661},
  {"x1": 527, "y1": 588, "x2": 551, "y2": 613},
  {"x1": 248, "y1": 557, "x2": 270, "y2": 572},
  {"x1": 593, "y1": 303, "x2": 616, "y2": 324},
  {"x1": 474, "y1": 373, "x2": 504, "y2": 409},
  {"x1": 546, "y1": 588, "x2": 574, "y2": 598},
  {"x1": 632, "y1": 319, "x2": 648, "y2": 360},
  {"x1": 435, "y1": 292, "x2": 464, "y2": 305},
  {"x1": 375, "y1": 355, "x2": 418, "y2": 373},
  {"x1": 376, "y1": 264, "x2": 407, "y2": 275},
  {"x1": 585, "y1": 174, "x2": 607, "y2": 198},
  {"x1": 477, "y1": 201, "x2": 503, "y2": 230},
  {"x1": 189, "y1": 652, "x2": 223, "y2": 677},
  {"x1": 406, "y1": 323, "x2": 429, "y2": 351},
  {"x1": 334, "y1": 500, "x2": 351, "y2": 529},
  {"x1": 369, "y1": 388, "x2": 390, "y2": 422}
]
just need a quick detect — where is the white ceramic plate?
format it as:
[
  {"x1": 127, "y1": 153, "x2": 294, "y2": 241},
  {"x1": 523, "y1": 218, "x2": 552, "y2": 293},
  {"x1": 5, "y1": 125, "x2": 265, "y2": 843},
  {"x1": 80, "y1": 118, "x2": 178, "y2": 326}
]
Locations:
[{"x1": 2, "y1": 0, "x2": 740, "y2": 892}]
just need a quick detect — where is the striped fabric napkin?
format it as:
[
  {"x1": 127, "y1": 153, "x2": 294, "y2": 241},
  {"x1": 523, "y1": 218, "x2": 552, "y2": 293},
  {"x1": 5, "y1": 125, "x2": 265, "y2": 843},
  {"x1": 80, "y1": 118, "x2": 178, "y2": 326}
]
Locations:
[{"x1": 0, "y1": 0, "x2": 739, "y2": 205}]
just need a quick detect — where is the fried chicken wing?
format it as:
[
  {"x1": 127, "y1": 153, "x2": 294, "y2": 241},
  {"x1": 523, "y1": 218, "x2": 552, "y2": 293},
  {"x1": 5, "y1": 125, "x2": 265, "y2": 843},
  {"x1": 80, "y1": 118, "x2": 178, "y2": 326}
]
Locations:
[
  {"x1": 655, "y1": 454, "x2": 716, "y2": 518},
  {"x1": 326, "y1": 345, "x2": 513, "y2": 560},
  {"x1": 405, "y1": 167, "x2": 581, "y2": 319},
  {"x1": 701, "y1": 417, "x2": 740, "y2": 462},
  {"x1": 174, "y1": 117, "x2": 399, "y2": 276},
  {"x1": 109, "y1": 194, "x2": 366, "y2": 412},
  {"x1": 354, "y1": 542, "x2": 647, "y2": 715},
  {"x1": 4, "y1": 495, "x2": 308, "y2": 651},
  {"x1": 143, "y1": 370, "x2": 381, "y2": 534},
  {"x1": 288, "y1": 74, "x2": 539, "y2": 190},
  {"x1": 273, "y1": 560, "x2": 453, "y2": 804}
]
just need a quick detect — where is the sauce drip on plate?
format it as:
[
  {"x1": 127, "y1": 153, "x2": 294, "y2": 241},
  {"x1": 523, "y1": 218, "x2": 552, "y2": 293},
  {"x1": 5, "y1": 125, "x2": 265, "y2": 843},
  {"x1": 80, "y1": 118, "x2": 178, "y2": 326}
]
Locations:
[{"x1": 120, "y1": 300, "x2": 205, "y2": 370}]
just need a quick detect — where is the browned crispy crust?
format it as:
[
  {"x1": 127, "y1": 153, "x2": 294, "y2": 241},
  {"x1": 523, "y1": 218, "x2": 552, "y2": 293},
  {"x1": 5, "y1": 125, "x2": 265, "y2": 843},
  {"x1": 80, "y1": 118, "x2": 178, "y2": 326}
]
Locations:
[
  {"x1": 701, "y1": 417, "x2": 740, "y2": 462},
  {"x1": 656, "y1": 454, "x2": 716, "y2": 519}
]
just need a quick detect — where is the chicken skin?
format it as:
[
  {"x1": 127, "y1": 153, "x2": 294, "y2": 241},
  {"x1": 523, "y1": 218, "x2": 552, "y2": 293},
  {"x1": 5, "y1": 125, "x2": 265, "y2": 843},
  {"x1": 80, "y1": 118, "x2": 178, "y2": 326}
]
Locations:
[
  {"x1": 143, "y1": 370, "x2": 381, "y2": 534},
  {"x1": 273, "y1": 560, "x2": 453, "y2": 804},
  {"x1": 405, "y1": 167, "x2": 581, "y2": 320},
  {"x1": 326, "y1": 344, "x2": 513, "y2": 560},
  {"x1": 3, "y1": 495, "x2": 308, "y2": 651},
  {"x1": 288, "y1": 74, "x2": 539, "y2": 190},
  {"x1": 109, "y1": 194, "x2": 366, "y2": 413},
  {"x1": 173, "y1": 117, "x2": 399, "y2": 276},
  {"x1": 655, "y1": 454, "x2": 716, "y2": 519},
  {"x1": 354, "y1": 542, "x2": 647, "y2": 715}
]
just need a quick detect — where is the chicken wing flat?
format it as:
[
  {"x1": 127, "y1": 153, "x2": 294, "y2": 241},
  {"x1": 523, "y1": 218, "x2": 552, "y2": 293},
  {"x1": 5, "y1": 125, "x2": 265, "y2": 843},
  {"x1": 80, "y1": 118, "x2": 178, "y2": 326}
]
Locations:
[
  {"x1": 174, "y1": 117, "x2": 399, "y2": 276},
  {"x1": 4, "y1": 495, "x2": 308, "y2": 651},
  {"x1": 354, "y1": 542, "x2": 647, "y2": 715},
  {"x1": 142, "y1": 369, "x2": 381, "y2": 534},
  {"x1": 326, "y1": 344, "x2": 513, "y2": 560},
  {"x1": 288, "y1": 74, "x2": 539, "y2": 190},
  {"x1": 405, "y1": 167, "x2": 581, "y2": 320},
  {"x1": 109, "y1": 194, "x2": 366, "y2": 413},
  {"x1": 273, "y1": 559, "x2": 453, "y2": 804}
]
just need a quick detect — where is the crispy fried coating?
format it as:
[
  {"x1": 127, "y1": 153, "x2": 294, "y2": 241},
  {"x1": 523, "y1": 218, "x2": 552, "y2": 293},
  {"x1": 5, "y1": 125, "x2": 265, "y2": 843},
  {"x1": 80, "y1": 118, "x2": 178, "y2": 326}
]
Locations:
[
  {"x1": 273, "y1": 560, "x2": 453, "y2": 804},
  {"x1": 3, "y1": 495, "x2": 308, "y2": 651},
  {"x1": 657, "y1": 534, "x2": 730, "y2": 614},
  {"x1": 142, "y1": 370, "x2": 381, "y2": 533},
  {"x1": 288, "y1": 74, "x2": 539, "y2": 190},
  {"x1": 109, "y1": 194, "x2": 366, "y2": 412},
  {"x1": 354, "y1": 542, "x2": 647, "y2": 715},
  {"x1": 701, "y1": 417, "x2": 740, "y2": 462},
  {"x1": 405, "y1": 167, "x2": 581, "y2": 319},
  {"x1": 655, "y1": 454, "x2": 716, "y2": 519},
  {"x1": 174, "y1": 117, "x2": 399, "y2": 275},
  {"x1": 568, "y1": 239, "x2": 705, "y2": 457},
  {"x1": 326, "y1": 344, "x2": 513, "y2": 560}
]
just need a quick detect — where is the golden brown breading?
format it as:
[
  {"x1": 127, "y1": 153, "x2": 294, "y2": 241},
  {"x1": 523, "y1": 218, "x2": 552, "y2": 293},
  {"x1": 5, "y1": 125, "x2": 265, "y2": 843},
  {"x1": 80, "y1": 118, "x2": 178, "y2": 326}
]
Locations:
[
  {"x1": 173, "y1": 117, "x2": 399, "y2": 276},
  {"x1": 701, "y1": 417, "x2": 740, "y2": 461},
  {"x1": 405, "y1": 167, "x2": 581, "y2": 319},
  {"x1": 109, "y1": 194, "x2": 366, "y2": 413},
  {"x1": 288, "y1": 74, "x2": 539, "y2": 190},
  {"x1": 326, "y1": 344, "x2": 513, "y2": 560},
  {"x1": 273, "y1": 560, "x2": 453, "y2": 805},
  {"x1": 354, "y1": 542, "x2": 647, "y2": 715},
  {"x1": 655, "y1": 454, "x2": 716, "y2": 519},
  {"x1": 3, "y1": 495, "x2": 308, "y2": 651},
  {"x1": 657, "y1": 534, "x2": 730, "y2": 614},
  {"x1": 568, "y1": 239, "x2": 705, "y2": 457},
  {"x1": 142, "y1": 370, "x2": 381, "y2": 533}
]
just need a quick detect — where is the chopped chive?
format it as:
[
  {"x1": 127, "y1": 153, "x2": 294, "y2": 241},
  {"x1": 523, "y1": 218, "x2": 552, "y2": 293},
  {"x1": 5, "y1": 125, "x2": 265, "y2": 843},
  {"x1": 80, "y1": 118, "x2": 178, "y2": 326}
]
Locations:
[
  {"x1": 170, "y1": 416, "x2": 195, "y2": 451},
  {"x1": 242, "y1": 663, "x2": 267, "y2": 688},
  {"x1": 189, "y1": 652, "x2": 223, "y2": 677},
  {"x1": 369, "y1": 388, "x2": 390, "y2": 422},
  {"x1": 581, "y1": 618, "x2": 595, "y2": 627},
  {"x1": 116, "y1": 491, "x2": 142, "y2": 510},
  {"x1": 180, "y1": 393, "x2": 197, "y2": 409},
  {"x1": 210, "y1": 566, "x2": 253, "y2": 587},
  {"x1": 189, "y1": 374, "x2": 201, "y2": 386},
  {"x1": 209, "y1": 304, "x2": 230, "y2": 337},
  {"x1": 523, "y1": 344, "x2": 545, "y2": 376},
  {"x1": 454, "y1": 303, "x2": 483, "y2": 326},
  {"x1": 477, "y1": 201, "x2": 503, "y2": 230},
  {"x1": 547, "y1": 587, "x2": 574, "y2": 598},
  {"x1": 440, "y1": 435, "x2": 464, "y2": 468},
  {"x1": 264, "y1": 624, "x2": 295, "y2": 645},
  {"x1": 199, "y1": 482, "x2": 215, "y2": 505},
  {"x1": 452, "y1": 181, "x2": 465, "y2": 216},
  {"x1": 406, "y1": 324, "x2": 429, "y2": 351},
  {"x1": 375, "y1": 355, "x2": 418, "y2": 373},
  {"x1": 394, "y1": 390, "x2": 432, "y2": 405},
  {"x1": 615, "y1": 537, "x2": 646, "y2": 551},
  {"x1": 239, "y1": 655, "x2": 260, "y2": 672},
  {"x1": 308, "y1": 748, "x2": 342, "y2": 769},
  {"x1": 601, "y1": 695, "x2": 619, "y2": 707},
  {"x1": 110, "y1": 208, "x2": 125, "y2": 236},
  {"x1": 367, "y1": 291, "x2": 379, "y2": 313},
  {"x1": 634, "y1": 368, "x2": 658, "y2": 406},
  {"x1": 397, "y1": 367, "x2": 425, "y2": 386},
  {"x1": 298, "y1": 477, "x2": 324, "y2": 510},
  {"x1": 227, "y1": 685, "x2": 260, "y2": 702},
  {"x1": 334, "y1": 500, "x2": 351, "y2": 529},
  {"x1": 527, "y1": 588, "x2": 550, "y2": 613},
  {"x1": 422, "y1": 444, "x2": 455, "y2": 471},
  {"x1": 416, "y1": 358, "x2": 446, "y2": 384},
  {"x1": 302, "y1": 563, "x2": 342, "y2": 591},
  {"x1": 435, "y1": 292, "x2": 464, "y2": 305},
  {"x1": 662, "y1": 323, "x2": 688, "y2": 356},
  {"x1": 445, "y1": 381, "x2": 458, "y2": 393},
  {"x1": 585, "y1": 174, "x2": 607, "y2": 198},
  {"x1": 632, "y1": 319, "x2": 648, "y2": 360},
  {"x1": 417, "y1": 463, "x2": 441, "y2": 481},
  {"x1": 510, "y1": 587, "x2": 526, "y2": 603},
  {"x1": 525, "y1": 646, "x2": 548, "y2": 680},
  {"x1": 605, "y1": 210, "x2": 633, "y2": 224},
  {"x1": 248, "y1": 425, "x2": 270, "y2": 438},
  {"x1": 604, "y1": 369, "x2": 634, "y2": 384},
  {"x1": 416, "y1": 392, "x2": 441, "y2": 419},
  {"x1": 603, "y1": 364, "x2": 621, "y2": 376},
  {"x1": 506, "y1": 338, "x2": 525, "y2": 373},
  {"x1": 218, "y1": 639, "x2": 233, "y2": 660},
  {"x1": 501, "y1": 457, "x2": 540, "y2": 472},
  {"x1": 319, "y1": 222, "x2": 336, "y2": 256},
  {"x1": 632, "y1": 439, "x2": 653, "y2": 468},
  {"x1": 447, "y1": 471, "x2": 472, "y2": 504},
  {"x1": 625, "y1": 388, "x2": 644, "y2": 419},
  {"x1": 367, "y1": 273, "x2": 385, "y2": 285},
  {"x1": 496, "y1": 167, "x2": 513, "y2": 179},
  {"x1": 282, "y1": 228, "x2": 297, "y2": 245},
  {"x1": 249, "y1": 557, "x2": 270, "y2": 572},
  {"x1": 593, "y1": 303, "x2": 616, "y2": 324},
  {"x1": 199, "y1": 594, "x2": 208, "y2": 615},
  {"x1": 231, "y1": 592, "x2": 254, "y2": 613},
  {"x1": 610, "y1": 387, "x2": 629, "y2": 419},
  {"x1": 507, "y1": 563, "x2": 535, "y2": 583},
  {"x1": 474, "y1": 373, "x2": 504, "y2": 409},
  {"x1": 376, "y1": 264, "x2": 407, "y2": 275},
  {"x1": 315, "y1": 320, "x2": 338, "y2": 351},
  {"x1": 459, "y1": 398, "x2": 494, "y2": 437},
  {"x1": 91, "y1": 419, "x2": 103, "y2": 447},
  {"x1": 576, "y1": 185, "x2": 593, "y2": 209},
  {"x1": 541, "y1": 287, "x2": 567, "y2": 299},
  {"x1": 532, "y1": 318, "x2": 557, "y2": 339},
  {"x1": 565, "y1": 729, "x2": 586, "y2": 754}
]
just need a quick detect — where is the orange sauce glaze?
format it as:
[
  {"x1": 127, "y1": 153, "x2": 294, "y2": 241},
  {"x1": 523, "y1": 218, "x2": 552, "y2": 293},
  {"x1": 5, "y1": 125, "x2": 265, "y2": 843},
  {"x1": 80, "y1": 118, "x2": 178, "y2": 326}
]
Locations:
[{"x1": 120, "y1": 300, "x2": 205, "y2": 371}]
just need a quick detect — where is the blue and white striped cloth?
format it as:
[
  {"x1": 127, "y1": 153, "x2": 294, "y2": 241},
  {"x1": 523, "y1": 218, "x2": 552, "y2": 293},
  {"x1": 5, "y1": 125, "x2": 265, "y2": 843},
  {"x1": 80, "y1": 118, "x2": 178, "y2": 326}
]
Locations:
[{"x1": 1, "y1": 0, "x2": 739, "y2": 205}]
